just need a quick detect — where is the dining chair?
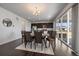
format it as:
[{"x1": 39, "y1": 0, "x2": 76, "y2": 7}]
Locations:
[
  {"x1": 34, "y1": 31, "x2": 43, "y2": 50},
  {"x1": 47, "y1": 31, "x2": 57, "y2": 50},
  {"x1": 24, "y1": 32, "x2": 34, "y2": 48}
]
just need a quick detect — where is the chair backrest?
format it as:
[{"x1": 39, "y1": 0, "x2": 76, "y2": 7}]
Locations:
[
  {"x1": 52, "y1": 31, "x2": 57, "y2": 39},
  {"x1": 25, "y1": 32, "x2": 32, "y2": 42},
  {"x1": 48, "y1": 31, "x2": 57, "y2": 39},
  {"x1": 48, "y1": 31, "x2": 53, "y2": 37},
  {"x1": 34, "y1": 31, "x2": 42, "y2": 43},
  {"x1": 21, "y1": 31, "x2": 26, "y2": 39}
]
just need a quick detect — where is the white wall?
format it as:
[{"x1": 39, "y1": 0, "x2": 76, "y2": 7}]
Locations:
[{"x1": 0, "y1": 7, "x2": 31, "y2": 45}]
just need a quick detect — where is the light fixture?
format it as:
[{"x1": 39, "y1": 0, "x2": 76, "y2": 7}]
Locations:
[
  {"x1": 26, "y1": 4, "x2": 46, "y2": 16},
  {"x1": 33, "y1": 6, "x2": 40, "y2": 16}
]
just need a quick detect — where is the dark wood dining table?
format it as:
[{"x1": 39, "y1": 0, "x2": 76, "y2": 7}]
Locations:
[{"x1": 30, "y1": 31, "x2": 52, "y2": 48}]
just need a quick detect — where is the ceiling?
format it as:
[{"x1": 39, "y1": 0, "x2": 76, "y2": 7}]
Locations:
[{"x1": 0, "y1": 3, "x2": 68, "y2": 22}]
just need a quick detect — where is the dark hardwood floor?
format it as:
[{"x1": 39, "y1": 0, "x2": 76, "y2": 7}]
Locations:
[{"x1": 0, "y1": 39, "x2": 77, "y2": 56}]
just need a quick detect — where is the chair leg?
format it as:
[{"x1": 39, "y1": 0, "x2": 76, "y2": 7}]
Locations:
[
  {"x1": 54, "y1": 40, "x2": 56, "y2": 50},
  {"x1": 52, "y1": 39, "x2": 55, "y2": 49},
  {"x1": 41, "y1": 42, "x2": 43, "y2": 51},
  {"x1": 34, "y1": 42, "x2": 36, "y2": 50},
  {"x1": 51, "y1": 41, "x2": 56, "y2": 51},
  {"x1": 50, "y1": 41, "x2": 54, "y2": 49},
  {"x1": 30, "y1": 42, "x2": 32, "y2": 49},
  {"x1": 43, "y1": 39, "x2": 47, "y2": 48},
  {"x1": 35, "y1": 43, "x2": 36, "y2": 50},
  {"x1": 24, "y1": 42, "x2": 27, "y2": 48},
  {"x1": 49, "y1": 41, "x2": 51, "y2": 47}
]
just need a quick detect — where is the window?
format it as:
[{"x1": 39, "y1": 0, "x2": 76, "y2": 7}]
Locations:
[
  {"x1": 62, "y1": 14, "x2": 67, "y2": 23},
  {"x1": 63, "y1": 34, "x2": 67, "y2": 42},
  {"x1": 55, "y1": 8, "x2": 72, "y2": 47}
]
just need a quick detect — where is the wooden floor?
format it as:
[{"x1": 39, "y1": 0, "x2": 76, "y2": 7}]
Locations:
[{"x1": 0, "y1": 39, "x2": 77, "y2": 56}]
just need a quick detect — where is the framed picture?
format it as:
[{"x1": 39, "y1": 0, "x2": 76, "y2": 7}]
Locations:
[{"x1": 3, "y1": 18, "x2": 12, "y2": 27}]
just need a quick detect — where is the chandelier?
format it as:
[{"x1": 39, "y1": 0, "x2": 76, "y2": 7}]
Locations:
[
  {"x1": 26, "y1": 4, "x2": 45, "y2": 16},
  {"x1": 33, "y1": 6, "x2": 40, "y2": 16}
]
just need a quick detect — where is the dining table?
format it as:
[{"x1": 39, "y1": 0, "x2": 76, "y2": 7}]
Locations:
[{"x1": 30, "y1": 31, "x2": 50, "y2": 48}]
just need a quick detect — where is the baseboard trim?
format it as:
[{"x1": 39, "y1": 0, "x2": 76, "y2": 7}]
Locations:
[{"x1": 0, "y1": 38, "x2": 21, "y2": 45}]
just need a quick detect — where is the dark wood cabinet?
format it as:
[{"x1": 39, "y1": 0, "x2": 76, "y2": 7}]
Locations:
[{"x1": 31, "y1": 23, "x2": 53, "y2": 28}]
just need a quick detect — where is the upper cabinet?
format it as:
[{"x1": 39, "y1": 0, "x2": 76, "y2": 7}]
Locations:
[{"x1": 31, "y1": 23, "x2": 53, "y2": 28}]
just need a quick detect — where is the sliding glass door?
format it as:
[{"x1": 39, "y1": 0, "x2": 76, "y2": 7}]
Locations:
[{"x1": 55, "y1": 8, "x2": 72, "y2": 47}]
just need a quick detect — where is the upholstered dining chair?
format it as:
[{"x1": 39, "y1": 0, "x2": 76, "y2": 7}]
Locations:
[
  {"x1": 34, "y1": 31, "x2": 43, "y2": 50},
  {"x1": 47, "y1": 31, "x2": 57, "y2": 50},
  {"x1": 24, "y1": 32, "x2": 34, "y2": 48}
]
